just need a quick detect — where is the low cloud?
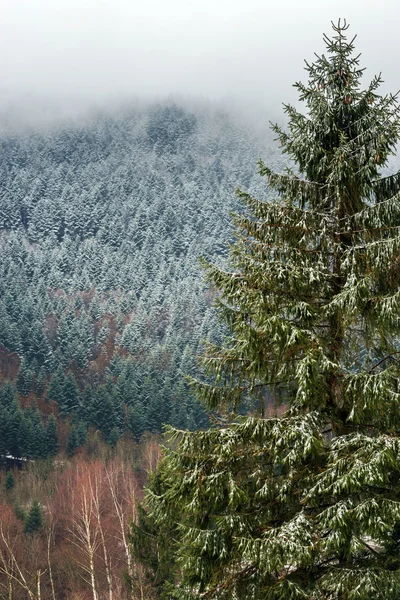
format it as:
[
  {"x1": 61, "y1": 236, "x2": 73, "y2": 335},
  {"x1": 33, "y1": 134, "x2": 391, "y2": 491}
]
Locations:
[{"x1": 0, "y1": 0, "x2": 399, "y2": 119}]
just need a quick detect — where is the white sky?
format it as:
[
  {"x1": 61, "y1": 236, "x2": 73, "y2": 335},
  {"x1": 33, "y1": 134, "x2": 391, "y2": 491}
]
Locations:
[{"x1": 0, "y1": 0, "x2": 399, "y2": 117}]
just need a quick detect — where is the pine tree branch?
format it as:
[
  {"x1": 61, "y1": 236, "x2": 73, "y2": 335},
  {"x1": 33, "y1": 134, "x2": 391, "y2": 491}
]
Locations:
[
  {"x1": 358, "y1": 537, "x2": 383, "y2": 557},
  {"x1": 368, "y1": 352, "x2": 400, "y2": 373}
]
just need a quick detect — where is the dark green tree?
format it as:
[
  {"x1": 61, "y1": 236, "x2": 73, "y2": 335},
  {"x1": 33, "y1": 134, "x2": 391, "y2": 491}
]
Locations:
[
  {"x1": 66, "y1": 426, "x2": 79, "y2": 457},
  {"x1": 128, "y1": 403, "x2": 146, "y2": 441},
  {"x1": 66, "y1": 420, "x2": 87, "y2": 456},
  {"x1": 75, "y1": 420, "x2": 88, "y2": 447},
  {"x1": 14, "y1": 503, "x2": 27, "y2": 522},
  {"x1": 0, "y1": 382, "x2": 15, "y2": 409},
  {"x1": 60, "y1": 373, "x2": 80, "y2": 414},
  {"x1": 47, "y1": 368, "x2": 65, "y2": 404},
  {"x1": 130, "y1": 470, "x2": 179, "y2": 600},
  {"x1": 28, "y1": 407, "x2": 46, "y2": 458},
  {"x1": 0, "y1": 408, "x2": 6, "y2": 456},
  {"x1": 24, "y1": 501, "x2": 43, "y2": 535},
  {"x1": 138, "y1": 22, "x2": 400, "y2": 599},
  {"x1": 4, "y1": 470, "x2": 15, "y2": 492},
  {"x1": 16, "y1": 361, "x2": 33, "y2": 396},
  {"x1": 17, "y1": 415, "x2": 33, "y2": 458},
  {"x1": 45, "y1": 414, "x2": 58, "y2": 456},
  {"x1": 4, "y1": 405, "x2": 22, "y2": 457},
  {"x1": 108, "y1": 425, "x2": 119, "y2": 447},
  {"x1": 85, "y1": 383, "x2": 121, "y2": 440}
]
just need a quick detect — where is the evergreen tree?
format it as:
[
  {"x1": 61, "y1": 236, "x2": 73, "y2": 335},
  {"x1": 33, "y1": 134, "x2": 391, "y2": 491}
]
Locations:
[
  {"x1": 130, "y1": 472, "x2": 179, "y2": 600},
  {"x1": 138, "y1": 22, "x2": 400, "y2": 599},
  {"x1": 75, "y1": 420, "x2": 88, "y2": 447},
  {"x1": 47, "y1": 368, "x2": 65, "y2": 404},
  {"x1": 86, "y1": 385, "x2": 116, "y2": 439},
  {"x1": 14, "y1": 503, "x2": 27, "y2": 522},
  {"x1": 108, "y1": 425, "x2": 119, "y2": 447},
  {"x1": 60, "y1": 373, "x2": 80, "y2": 414},
  {"x1": 17, "y1": 415, "x2": 33, "y2": 458},
  {"x1": 16, "y1": 360, "x2": 33, "y2": 396},
  {"x1": 4, "y1": 470, "x2": 15, "y2": 492},
  {"x1": 45, "y1": 414, "x2": 58, "y2": 456},
  {"x1": 66, "y1": 420, "x2": 87, "y2": 456},
  {"x1": 5, "y1": 406, "x2": 22, "y2": 458},
  {"x1": 0, "y1": 408, "x2": 6, "y2": 456},
  {"x1": 24, "y1": 500, "x2": 43, "y2": 535},
  {"x1": 66, "y1": 426, "x2": 79, "y2": 457},
  {"x1": 128, "y1": 403, "x2": 147, "y2": 441},
  {"x1": 0, "y1": 382, "x2": 15, "y2": 409}
]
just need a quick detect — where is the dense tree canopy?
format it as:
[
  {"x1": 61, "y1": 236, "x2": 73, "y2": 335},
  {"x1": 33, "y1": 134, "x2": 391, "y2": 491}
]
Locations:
[
  {"x1": 138, "y1": 21, "x2": 400, "y2": 599},
  {"x1": 0, "y1": 102, "x2": 280, "y2": 452}
]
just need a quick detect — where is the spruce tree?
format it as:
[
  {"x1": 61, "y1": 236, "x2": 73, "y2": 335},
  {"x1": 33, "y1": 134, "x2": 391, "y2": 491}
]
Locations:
[
  {"x1": 139, "y1": 21, "x2": 400, "y2": 599},
  {"x1": 4, "y1": 470, "x2": 15, "y2": 492},
  {"x1": 24, "y1": 501, "x2": 43, "y2": 535},
  {"x1": 45, "y1": 414, "x2": 58, "y2": 457},
  {"x1": 66, "y1": 426, "x2": 79, "y2": 457}
]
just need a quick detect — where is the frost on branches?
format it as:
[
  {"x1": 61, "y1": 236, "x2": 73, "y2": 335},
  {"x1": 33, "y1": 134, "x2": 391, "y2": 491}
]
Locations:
[{"x1": 136, "y1": 20, "x2": 400, "y2": 600}]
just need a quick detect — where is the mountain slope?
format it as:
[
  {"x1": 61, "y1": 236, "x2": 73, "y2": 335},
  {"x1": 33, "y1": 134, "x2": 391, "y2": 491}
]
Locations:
[{"x1": 0, "y1": 101, "x2": 281, "y2": 454}]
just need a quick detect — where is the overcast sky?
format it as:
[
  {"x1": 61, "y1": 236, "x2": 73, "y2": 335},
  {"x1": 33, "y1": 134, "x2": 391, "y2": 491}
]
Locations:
[{"x1": 0, "y1": 0, "x2": 399, "y2": 118}]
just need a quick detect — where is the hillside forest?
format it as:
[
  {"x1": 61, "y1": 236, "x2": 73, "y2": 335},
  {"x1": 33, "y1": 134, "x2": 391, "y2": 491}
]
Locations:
[
  {"x1": 0, "y1": 102, "x2": 280, "y2": 457},
  {"x1": 0, "y1": 101, "x2": 280, "y2": 600},
  {"x1": 2, "y1": 39, "x2": 399, "y2": 596}
]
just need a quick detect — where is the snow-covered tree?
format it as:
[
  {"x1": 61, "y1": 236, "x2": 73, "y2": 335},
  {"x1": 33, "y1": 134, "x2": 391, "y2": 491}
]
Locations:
[{"x1": 140, "y1": 21, "x2": 400, "y2": 599}]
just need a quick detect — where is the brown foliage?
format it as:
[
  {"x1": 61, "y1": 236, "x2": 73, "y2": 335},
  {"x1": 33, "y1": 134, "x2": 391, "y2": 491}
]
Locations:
[
  {"x1": 0, "y1": 440, "x2": 160, "y2": 600},
  {"x1": 0, "y1": 345, "x2": 20, "y2": 383}
]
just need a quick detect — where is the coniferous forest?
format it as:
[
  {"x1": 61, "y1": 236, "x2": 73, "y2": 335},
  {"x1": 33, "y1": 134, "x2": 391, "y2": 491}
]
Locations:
[
  {"x1": 0, "y1": 100, "x2": 281, "y2": 600},
  {"x1": 2, "y1": 19, "x2": 400, "y2": 600},
  {"x1": 0, "y1": 102, "x2": 279, "y2": 457}
]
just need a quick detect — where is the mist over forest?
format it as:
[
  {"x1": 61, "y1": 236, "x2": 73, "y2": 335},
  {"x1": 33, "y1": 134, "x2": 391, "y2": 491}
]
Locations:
[
  {"x1": 0, "y1": 96, "x2": 289, "y2": 598},
  {"x1": 2, "y1": 1, "x2": 400, "y2": 595},
  {"x1": 0, "y1": 99, "x2": 284, "y2": 458}
]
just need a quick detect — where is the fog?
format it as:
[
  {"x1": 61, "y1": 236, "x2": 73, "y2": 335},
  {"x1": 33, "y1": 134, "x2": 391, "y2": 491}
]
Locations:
[{"x1": 1, "y1": 0, "x2": 399, "y2": 121}]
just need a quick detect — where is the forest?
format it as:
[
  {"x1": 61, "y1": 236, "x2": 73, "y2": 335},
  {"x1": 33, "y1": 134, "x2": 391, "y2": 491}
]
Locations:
[
  {"x1": 0, "y1": 102, "x2": 280, "y2": 456},
  {"x1": 0, "y1": 439, "x2": 160, "y2": 600},
  {"x1": 0, "y1": 101, "x2": 281, "y2": 600},
  {"x1": 3, "y1": 17, "x2": 400, "y2": 600}
]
